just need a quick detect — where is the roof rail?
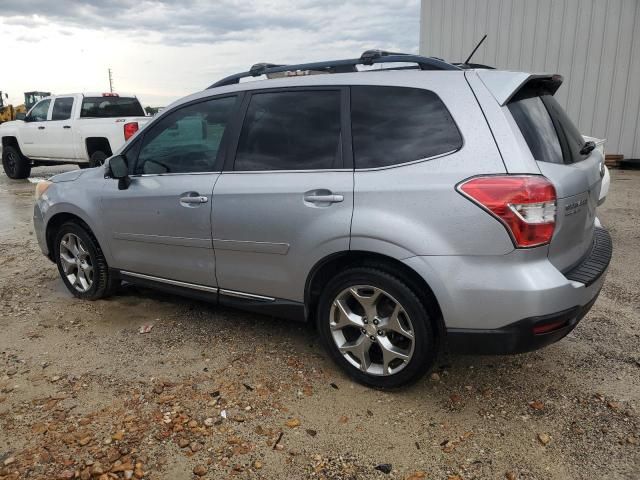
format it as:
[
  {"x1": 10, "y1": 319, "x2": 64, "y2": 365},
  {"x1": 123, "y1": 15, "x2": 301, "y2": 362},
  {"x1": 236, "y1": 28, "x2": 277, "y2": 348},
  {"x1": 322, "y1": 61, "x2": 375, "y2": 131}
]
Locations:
[{"x1": 208, "y1": 50, "x2": 461, "y2": 89}]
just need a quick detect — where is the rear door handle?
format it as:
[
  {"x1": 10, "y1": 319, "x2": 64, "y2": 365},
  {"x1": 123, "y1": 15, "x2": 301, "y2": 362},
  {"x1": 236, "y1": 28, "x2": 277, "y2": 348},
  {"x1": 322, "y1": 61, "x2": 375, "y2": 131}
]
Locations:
[
  {"x1": 180, "y1": 195, "x2": 208, "y2": 204},
  {"x1": 304, "y1": 194, "x2": 344, "y2": 203},
  {"x1": 38, "y1": 126, "x2": 45, "y2": 130},
  {"x1": 63, "y1": 125, "x2": 71, "y2": 129}
]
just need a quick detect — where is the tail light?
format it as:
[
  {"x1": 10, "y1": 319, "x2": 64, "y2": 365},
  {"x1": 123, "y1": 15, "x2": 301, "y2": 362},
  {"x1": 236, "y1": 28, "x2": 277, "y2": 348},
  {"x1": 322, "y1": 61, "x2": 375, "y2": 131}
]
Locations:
[
  {"x1": 457, "y1": 175, "x2": 556, "y2": 248},
  {"x1": 124, "y1": 122, "x2": 139, "y2": 140}
]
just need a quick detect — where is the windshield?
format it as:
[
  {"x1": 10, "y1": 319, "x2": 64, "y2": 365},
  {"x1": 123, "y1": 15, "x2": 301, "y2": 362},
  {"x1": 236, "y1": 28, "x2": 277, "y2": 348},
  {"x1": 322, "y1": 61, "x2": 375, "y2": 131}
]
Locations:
[{"x1": 80, "y1": 97, "x2": 145, "y2": 118}]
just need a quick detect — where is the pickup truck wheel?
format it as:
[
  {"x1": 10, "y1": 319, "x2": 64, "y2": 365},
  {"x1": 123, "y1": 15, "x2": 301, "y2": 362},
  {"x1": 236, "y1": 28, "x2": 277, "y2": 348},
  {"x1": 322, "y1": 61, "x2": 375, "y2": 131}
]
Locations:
[
  {"x1": 89, "y1": 151, "x2": 108, "y2": 168},
  {"x1": 2, "y1": 145, "x2": 31, "y2": 179},
  {"x1": 316, "y1": 267, "x2": 436, "y2": 388}
]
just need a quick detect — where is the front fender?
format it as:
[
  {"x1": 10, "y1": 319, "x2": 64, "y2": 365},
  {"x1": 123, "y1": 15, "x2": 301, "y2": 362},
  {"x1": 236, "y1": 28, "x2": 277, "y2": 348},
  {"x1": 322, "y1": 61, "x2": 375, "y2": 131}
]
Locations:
[
  {"x1": 40, "y1": 173, "x2": 112, "y2": 264},
  {"x1": 1, "y1": 124, "x2": 22, "y2": 153},
  {"x1": 41, "y1": 201, "x2": 112, "y2": 260}
]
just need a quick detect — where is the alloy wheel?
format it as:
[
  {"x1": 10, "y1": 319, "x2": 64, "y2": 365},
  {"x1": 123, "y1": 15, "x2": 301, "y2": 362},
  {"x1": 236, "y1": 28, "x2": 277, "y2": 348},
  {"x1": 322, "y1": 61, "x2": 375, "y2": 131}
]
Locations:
[
  {"x1": 329, "y1": 285, "x2": 415, "y2": 376},
  {"x1": 59, "y1": 233, "x2": 93, "y2": 292}
]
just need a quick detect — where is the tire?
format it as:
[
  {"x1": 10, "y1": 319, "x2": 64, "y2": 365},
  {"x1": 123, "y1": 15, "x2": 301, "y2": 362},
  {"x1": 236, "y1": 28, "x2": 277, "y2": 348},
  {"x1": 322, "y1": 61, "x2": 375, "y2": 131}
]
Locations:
[
  {"x1": 2, "y1": 144, "x2": 31, "y2": 179},
  {"x1": 316, "y1": 267, "x2": 436, "y2": 388},
  {"x1": 89, "y1": 151, "x2": 108, "y2": 168},
  {"x1": 53, "y1": 221, "x2": 118, "y2": 300}
]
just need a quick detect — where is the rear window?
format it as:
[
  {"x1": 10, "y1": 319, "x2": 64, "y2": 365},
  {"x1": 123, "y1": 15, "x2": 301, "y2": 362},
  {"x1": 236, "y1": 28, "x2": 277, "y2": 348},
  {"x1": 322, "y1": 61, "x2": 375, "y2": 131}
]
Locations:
[
  {"x1": 80, "y1": 96, "x2": 145, "y2": 118},
  {"x1": 508, "y1": 92, "x2": 587, "y2": 164},
  {"x1": 351, "y1": 86, "x2": 462, "y2": 169}
]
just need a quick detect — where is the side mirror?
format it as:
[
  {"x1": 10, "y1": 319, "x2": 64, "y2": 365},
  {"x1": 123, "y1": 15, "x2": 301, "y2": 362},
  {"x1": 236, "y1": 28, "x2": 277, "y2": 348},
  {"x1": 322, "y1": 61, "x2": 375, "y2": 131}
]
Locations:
[
  {"x1": 107, "y1": 154, "x2": 131, "y2": 190},
  {"x1": 15, "y1": 112, "x2": 26, "y2": 121}
]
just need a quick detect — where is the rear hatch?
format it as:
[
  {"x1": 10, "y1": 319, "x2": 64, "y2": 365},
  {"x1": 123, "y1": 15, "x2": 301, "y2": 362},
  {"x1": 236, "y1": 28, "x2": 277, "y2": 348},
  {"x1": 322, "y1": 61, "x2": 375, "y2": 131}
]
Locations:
[{"x1": 506, "y1": 81, "x2": 603, "y2": 272}]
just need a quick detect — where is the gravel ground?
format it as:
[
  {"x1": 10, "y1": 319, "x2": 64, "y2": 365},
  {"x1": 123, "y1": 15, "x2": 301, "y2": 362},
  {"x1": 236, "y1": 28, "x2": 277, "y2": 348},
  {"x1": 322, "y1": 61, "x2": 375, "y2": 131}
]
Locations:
[{"x1": 0, "y1": 166, "x2": 638, "y2": 480}]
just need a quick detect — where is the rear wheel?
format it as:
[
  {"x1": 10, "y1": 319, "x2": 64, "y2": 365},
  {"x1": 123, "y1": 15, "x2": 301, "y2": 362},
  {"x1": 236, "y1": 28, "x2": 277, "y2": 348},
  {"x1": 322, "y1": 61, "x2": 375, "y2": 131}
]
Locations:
[
  {"x1": 89, "y1": 150, "x2": 108, "y2": 168},
  {"x1": 316, "y1": 267, "x2": 436, "y2": 388},
  {"x1": 53, "y1": 222, "x2": 117, "y2": 300},
  {"x1": 2, "y1": 145, "x2": 31, "y2": 179}
]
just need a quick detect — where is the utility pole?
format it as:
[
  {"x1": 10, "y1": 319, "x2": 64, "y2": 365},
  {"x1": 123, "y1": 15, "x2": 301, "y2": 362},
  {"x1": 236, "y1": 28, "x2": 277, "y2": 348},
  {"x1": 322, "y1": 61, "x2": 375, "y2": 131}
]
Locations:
[{"x1": 108, "y1": 68, "x2": 114, "y2": 93}]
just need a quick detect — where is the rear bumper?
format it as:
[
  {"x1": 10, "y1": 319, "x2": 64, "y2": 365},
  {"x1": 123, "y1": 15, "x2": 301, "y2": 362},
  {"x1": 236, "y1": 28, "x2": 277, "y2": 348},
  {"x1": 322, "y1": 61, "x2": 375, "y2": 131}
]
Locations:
[
  {"x1": 446, "y1": 292, "x2": 600, "y2": 354},
  {"x1": 402, "y1": 228, "x2": 612, "y2": 353},
  {"x1": 563, "y1": 227, "x2": 612, "y2": 286}
]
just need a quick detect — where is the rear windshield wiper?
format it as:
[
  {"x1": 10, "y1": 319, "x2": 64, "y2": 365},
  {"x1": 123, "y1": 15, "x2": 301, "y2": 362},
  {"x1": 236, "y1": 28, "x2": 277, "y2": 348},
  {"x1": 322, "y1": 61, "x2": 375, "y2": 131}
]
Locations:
[{"x1": 580, "y1": 141, "x2": 596, "y2": 155}]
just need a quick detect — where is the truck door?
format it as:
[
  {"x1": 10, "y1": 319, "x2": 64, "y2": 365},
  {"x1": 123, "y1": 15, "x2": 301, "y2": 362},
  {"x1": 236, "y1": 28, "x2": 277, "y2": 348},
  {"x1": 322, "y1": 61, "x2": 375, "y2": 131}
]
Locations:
[
  {"x1": 46, "y1": 97, "x2": 76, "y2": 159},
  {"x1": 19, "y1": 99, "x2": 51, "y2": 158}
]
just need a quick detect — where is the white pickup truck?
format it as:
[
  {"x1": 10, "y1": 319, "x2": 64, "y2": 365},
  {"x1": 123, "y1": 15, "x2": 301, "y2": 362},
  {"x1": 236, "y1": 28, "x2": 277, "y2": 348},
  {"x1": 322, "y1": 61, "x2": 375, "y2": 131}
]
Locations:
[{"x1": 0, "y1": 92, "x2": 150, "y2": 178}]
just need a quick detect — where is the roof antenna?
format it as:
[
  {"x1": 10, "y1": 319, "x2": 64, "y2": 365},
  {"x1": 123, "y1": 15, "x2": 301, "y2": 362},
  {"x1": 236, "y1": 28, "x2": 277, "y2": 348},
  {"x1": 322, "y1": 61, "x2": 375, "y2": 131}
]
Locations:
[{"x1": 463, "y1": 34, "x2": 487, "y2": 65}]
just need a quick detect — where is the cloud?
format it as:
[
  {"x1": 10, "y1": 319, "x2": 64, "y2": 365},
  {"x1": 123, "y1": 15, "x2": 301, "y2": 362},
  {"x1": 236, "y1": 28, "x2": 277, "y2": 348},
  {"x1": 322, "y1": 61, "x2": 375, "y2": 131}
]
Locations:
[
  {"x1": 0, "y1": 1, "x2": 420, "y2": 107},
  {"x1": 1, "y1": 1, "x2": 419, "y2": 50}
]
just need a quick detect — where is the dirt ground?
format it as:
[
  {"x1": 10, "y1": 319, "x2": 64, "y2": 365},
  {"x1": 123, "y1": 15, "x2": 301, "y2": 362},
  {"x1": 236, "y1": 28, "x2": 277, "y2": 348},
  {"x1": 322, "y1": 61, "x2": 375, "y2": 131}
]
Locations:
[{"x1": 0, "y1": 166, "x2": 638, "y2": 480}]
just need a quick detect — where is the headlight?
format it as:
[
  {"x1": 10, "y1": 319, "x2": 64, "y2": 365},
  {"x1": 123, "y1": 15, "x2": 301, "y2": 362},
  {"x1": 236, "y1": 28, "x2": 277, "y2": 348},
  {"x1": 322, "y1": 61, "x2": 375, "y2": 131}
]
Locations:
[{"x1": 35, "y1": 180, "x2": 52, "y2": 200}]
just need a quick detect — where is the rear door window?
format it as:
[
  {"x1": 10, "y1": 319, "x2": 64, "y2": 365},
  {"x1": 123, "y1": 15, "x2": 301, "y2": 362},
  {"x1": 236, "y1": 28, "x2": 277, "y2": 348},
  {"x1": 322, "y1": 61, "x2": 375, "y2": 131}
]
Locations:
[
  {"x1": 508, "y1": 93, "x2": 587, "y2": 164},
  {"x1": 51, "y1": 97, "x2": 74, "y2": 121},
  {"x1": 80, "y1": 96, "x2": 145, "y2": 118},
  {"x1": 351, "y1": 86, "x2": 462, "y2": 169},
  {"x1": 234, "y1": 90, "x2": 342, "y2": 171}
]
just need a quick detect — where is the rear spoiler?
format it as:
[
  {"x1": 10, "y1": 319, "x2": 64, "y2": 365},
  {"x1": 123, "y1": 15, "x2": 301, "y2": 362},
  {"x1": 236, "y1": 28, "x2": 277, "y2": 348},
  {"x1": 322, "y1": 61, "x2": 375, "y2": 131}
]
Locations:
[{"x1": 474, "y1": 70, "x2": 563, "y2": 106}]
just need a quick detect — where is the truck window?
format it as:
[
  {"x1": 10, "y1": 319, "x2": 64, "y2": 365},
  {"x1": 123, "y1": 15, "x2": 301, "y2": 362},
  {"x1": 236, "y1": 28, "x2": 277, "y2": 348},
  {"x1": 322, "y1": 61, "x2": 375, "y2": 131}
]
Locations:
[
  {"x1": 51, "y1": 97, "x2": 74, "y2": 121},
  {"x1": 28, "y1": 99, "x2": 51, "y2": 122},
  {"x1": 80, "y1": 97, "x2": 145, "y2": 118}
]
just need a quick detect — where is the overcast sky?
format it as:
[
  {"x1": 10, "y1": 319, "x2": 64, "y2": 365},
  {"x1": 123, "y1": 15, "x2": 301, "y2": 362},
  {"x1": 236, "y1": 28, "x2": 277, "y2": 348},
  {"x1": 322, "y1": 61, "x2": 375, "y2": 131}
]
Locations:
[{"x1": 0, "y1": 0, "x2": 420, "y2": 107}]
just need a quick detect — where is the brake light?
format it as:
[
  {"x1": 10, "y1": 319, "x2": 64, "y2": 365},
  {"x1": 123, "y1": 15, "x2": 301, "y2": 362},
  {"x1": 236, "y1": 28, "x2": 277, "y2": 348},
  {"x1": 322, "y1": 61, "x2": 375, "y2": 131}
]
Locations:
[
  {"x1": 457, "y1": 175, "x2": 556, "y2": 248},
  {"x1": 124, "y1": 122, "x2": 139, "y2": 140},
  {"x1": 102, "y1": 92, "x2": 119, "y2": 97}
]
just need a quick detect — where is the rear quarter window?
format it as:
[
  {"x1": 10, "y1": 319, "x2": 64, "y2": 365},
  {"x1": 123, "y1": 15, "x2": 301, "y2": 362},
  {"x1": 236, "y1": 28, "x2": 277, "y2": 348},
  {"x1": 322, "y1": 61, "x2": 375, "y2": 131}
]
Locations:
[
  {"x1": 351, "y1": 86, "x2": 462, "y2": 169},
  {"x1": 508, "y1": 92, "x2": 587, "y2": 165},
  {"x1": 80, "y1": 97, "x2": 145, "y2": 118}
]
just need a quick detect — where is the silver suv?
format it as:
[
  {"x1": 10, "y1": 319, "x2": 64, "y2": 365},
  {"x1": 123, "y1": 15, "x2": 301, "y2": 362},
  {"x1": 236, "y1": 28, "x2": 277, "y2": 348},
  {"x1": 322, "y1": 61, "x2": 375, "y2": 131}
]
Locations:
[{"x1": 32, "y1": 51, "x2": 612, "y2": 388}]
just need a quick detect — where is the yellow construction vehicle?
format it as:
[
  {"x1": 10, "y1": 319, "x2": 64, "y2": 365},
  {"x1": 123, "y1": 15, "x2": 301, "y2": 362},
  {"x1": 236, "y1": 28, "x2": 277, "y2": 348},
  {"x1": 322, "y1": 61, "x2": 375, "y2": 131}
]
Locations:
[
  {"x1": 24, "y1": 91, "x2": 50, "y2": 110},
  {"x1": 0, "y1": 92, "x2": 27, "y2": 124}
]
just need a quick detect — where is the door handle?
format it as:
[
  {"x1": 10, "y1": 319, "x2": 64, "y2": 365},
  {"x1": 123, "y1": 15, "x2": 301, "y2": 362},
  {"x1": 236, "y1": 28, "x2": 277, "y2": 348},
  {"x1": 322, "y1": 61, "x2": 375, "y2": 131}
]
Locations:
[
  {"x1": 304, "y1": 194, "x2": 344, "y2": 203},
  {"x1": 38, "y1": 126, "x2": 45, "y2": 130},
  {"x1": 63, "y1": 125, "x2": 71, "y2": 129},
  {"x1": 180, "y1": 195, "x2": 208, "y2": 204}
]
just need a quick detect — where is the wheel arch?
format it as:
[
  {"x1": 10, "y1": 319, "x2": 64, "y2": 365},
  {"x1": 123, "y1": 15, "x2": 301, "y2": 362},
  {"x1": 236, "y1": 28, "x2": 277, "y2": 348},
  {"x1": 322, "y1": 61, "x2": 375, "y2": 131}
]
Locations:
[
  {"x1": 45, "y1": 212, "x2": 100, "y2": 261},
  {"x1": 2, "y1": 136, "x2": 20, "y2": 149},
  {"x1": 85, "y1": 137, "x2": 112, "y2": 158},
  {"x1": 304, "y1": 250, "x2": 445, "y2": 342}
]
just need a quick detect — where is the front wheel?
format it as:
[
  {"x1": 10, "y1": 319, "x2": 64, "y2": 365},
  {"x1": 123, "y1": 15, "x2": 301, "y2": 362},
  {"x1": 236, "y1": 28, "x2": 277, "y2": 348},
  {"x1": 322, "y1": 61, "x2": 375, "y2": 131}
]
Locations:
[
  {"x1": 2, "y1": 145, "x2": 31, "y2": 179},
  {"x1": 316, "y1": 267, "x2": 436, "y2": 388},
  {"x1": 53, "y1": 222, "x2": 117, "y2": 300}
]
